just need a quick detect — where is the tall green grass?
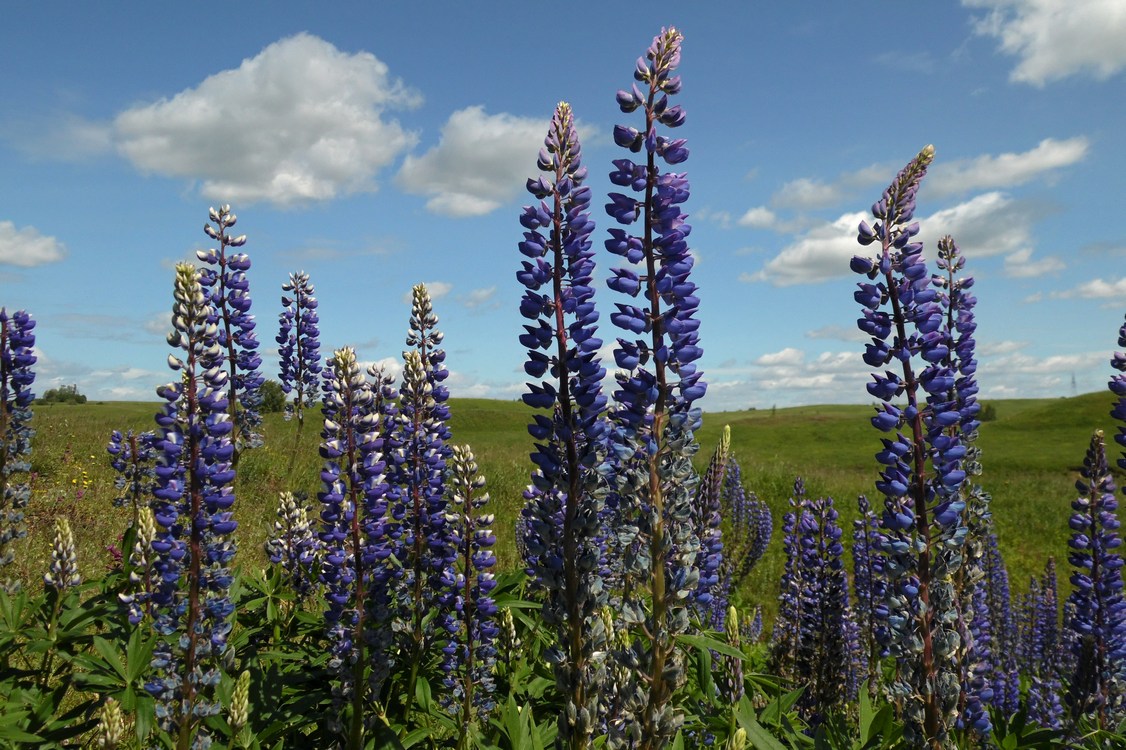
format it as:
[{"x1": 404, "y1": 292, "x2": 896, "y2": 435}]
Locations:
[{"x1": 19, "y1": 392, "x2": 1118, "y2": 625}]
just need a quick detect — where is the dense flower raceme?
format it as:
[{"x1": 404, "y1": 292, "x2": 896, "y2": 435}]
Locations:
[
  {"x1": 0, "y1": 307, "x2": 35, "y2": 591},
  {"x1": 390, "y1": 286, "x2": 454, "y2": 670},
  {"x1": 277, "y1": 271, "x2": 322, "y2": 425},
  {"x1": 710, "y1": 453, "x2": 771, "y2": 629},
  {"x1": 934, "y1": 235, "x2": 992, "y2": 737},
  {"x1": 197, "y1": 205, "x2": 263, "y2": 457},
  {"x1": 1022, "y1": 558, "x2": 1064, "y2": 729},
  {"x1": 44, "y1": 517, "x2": 80, "y2": 592},
  {"x1": 517, "y1": 101, "x2": 610, "y2": 749},
  {"x1": 316, "y1": 346, "x2": 395, "y2": 725},
  {"x1": 265, "y1": 491, "x2": 321, "y2": 602},
  {"x1": 122, "y1": 505, "x2": 158, "y2": 625},
  {"x1": 107, "y1": 429, "x2": 158, "y2": 524},
  {"x1": 602, "y1": 28, "x2": 704, "y2": 750},
  {"x1": 690, "y1": 424, "x2": 727, "y2": 615},
  {"x1": 147, "y1": 262, "x2": 238, "y2": 746},
  {"x1": 981, "y1": 531, "x2": 1019, "y2": 717},
  {"x1": 1063, "y1": 430, "x2": 1125, "y2": 727},
  {"x1": 852, "y1": 494, "x2": 887, "y2": 697},
  {"x1": 771, "y1": 480, "x2": 858, "y2": 722},
  {"x1": 851, "y1": 145, "x2": 975, "y2": 748},
  {"x1": 439, "y1": 444, "x2": 498, "y2": 732}
]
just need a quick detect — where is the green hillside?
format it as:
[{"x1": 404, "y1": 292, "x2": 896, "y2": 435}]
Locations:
[{"x1": 17, "y1": 393, "x2": 1120, "y2": 623}]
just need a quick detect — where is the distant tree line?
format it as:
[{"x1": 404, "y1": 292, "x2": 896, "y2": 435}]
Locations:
[{"x1": 37, "y1": 384, "x2": 86, "y2": 404}]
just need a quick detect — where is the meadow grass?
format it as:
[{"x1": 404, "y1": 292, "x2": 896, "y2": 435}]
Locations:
[{"x1": 18, "y1": 391, "x2": 1118, "y2": 625}]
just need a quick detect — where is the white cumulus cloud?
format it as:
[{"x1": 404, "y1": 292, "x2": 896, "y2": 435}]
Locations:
[
  {"x1": 966, "y1": 0, "x2": 1126, "y2": 85},
  {"x1": 114, "y1": 33, "x2": 421, "y2": 207},
  {"x1": 928, "y1": 137, "x2": 1089, "y2": 195},
  {"x1": 737, "y1": 206, "x2": 778, "y2": 230},
  {"x1": 0, "y1": 221, "x2": 66, "y2": 266},
  {"x1": 396, "y1": 106, "x2": 548, "y2": 217}
]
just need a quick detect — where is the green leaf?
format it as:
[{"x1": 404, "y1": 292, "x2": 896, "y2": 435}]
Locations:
[
  {"x1": 734, "y1": 696, "x2": 789, "y2": 750},
  {"x1": 676, "y1": 632, "x2": 746, "y2": 661}
]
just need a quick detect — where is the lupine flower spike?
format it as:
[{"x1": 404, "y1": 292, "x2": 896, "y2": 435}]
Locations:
[
  {"x1": 198, "y1": 205, "x2": 263, "y2": 461},
  {"x1": 439, "y1": 444, "x2": 498, "y2": 745},
  {"x1": 316, "y1": 346, "x2": 394, "y2": 744},
  {"x1": 44, "y1": 517, "x2": 80, "y2": 591},
  {"x1": 1063, "y1": 430, "x2": 1125, "y2": 727},
  {"x1": 852, "y1": 145, "x2": 974, "y2": 748},
  {"x1": 604, "y1": 28, "x2": 704, "y2": 749},
  {"x1": 121, "y1": 505, "x2": 158, "y2": 625},
  {"x1": 265, "y1": 491, "x2": 321, "y2": 602},
  {"x1": 107, "y1": 429, "x2": 158, "y2": 529},
  {"x1": 277, "y1": 271, "x2": 322, "y2": 427},
  {"x1": 94, "y1": 697, "x2": 127, "y2": 750},
  {"x1": 389, "y1": 285, "x2": 454, "y2": 714},
  {"x1": 0, "y1": 307, "x2": 36, "y2": 593},
  {"x1": 517, "y1": 100, "x2": 610, "y2": 750},
  {"x1": 146, "y1": 262, "x2": 238, "y2": 747}
]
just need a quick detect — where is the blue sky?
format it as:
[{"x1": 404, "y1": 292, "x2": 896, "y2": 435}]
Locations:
[{"x1": 1, "y1": 1, "x2": 1124, "y2": 409}]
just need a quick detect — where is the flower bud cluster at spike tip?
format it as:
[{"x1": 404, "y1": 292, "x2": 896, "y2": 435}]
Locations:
[
  {"x1": 606, "y1": 26, "x2": 705, "y2": 436},
  {"x1": 145, "y1": 261, "x2": 238, "y2": 743},
  {"x1": 277, "y1": 271, "x2": 322, "y2": 424},
  {"x1": 517, "y1": 100, "x2": 610, "y2": 750},
  {"x1": 1063, "y1": 430, "x2": 1125, "y2": 725},
  {"x1": 0, "y1": 307, "x2": 36, "y2": 591},
  {"x1": 198, "y1": 204, "x2": 263, "y2": 455},
  {"x1": 44, "y1": 517, "x2": 80, "y2": 591}
]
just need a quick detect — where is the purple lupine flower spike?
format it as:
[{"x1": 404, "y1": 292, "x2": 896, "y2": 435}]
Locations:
[
  {"x1": 439, "y1": 444, "x2": 498, "y2": 732},
  {"x1": 265, "y1": 491, "x2": 321, "y2": 602},
  {"x1": 852, "y1": 493, "x2": 887, "y2": 699},
  {"x1": 517, "y1": 101, "x2": 610, "y2": 750},
  {"x1": 691, "y1": 426, "x2": 727, "y2": 617},
  {"x1": 711, "y1": 456, "x2": 771, "y2": 629},
  {"x1": 772, "y1": 483, "x2": 859, "y2": 725},
  {"x1": 0, "y1": 307, "x2": 35, "y2": 593},
  {"x1": 107, "y1": 429, "x2": 158, "y2": 529},
  {"x1": 277, "y1": 271, "x2": 322, "y2": 427},
  {"x1": 316, "y1": 346, "x2": 394, "y2": 744},
  {"x1": 603, "y1": 28, "x2": 704, "y2": 749},
  {"x1": 389, "y1": 288, "x2": 455, "y2": 711},
  {"x1": 852, "y1": 145, "x2": 975, "y2": 747},
  {"x1": 146, "y1": 262, "x2": 238, "y2": 747},
  {"x1": 1063, "y1": 430, "x2": 1125, "y2": 727},
  {"x1": 198, "y1": 205, "x2": 263, "y2": 461}
]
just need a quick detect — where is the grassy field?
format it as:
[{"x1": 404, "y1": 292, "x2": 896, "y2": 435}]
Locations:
[{"x1": 14, "y1": 391, "x2": 1121, "y2": 624}]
